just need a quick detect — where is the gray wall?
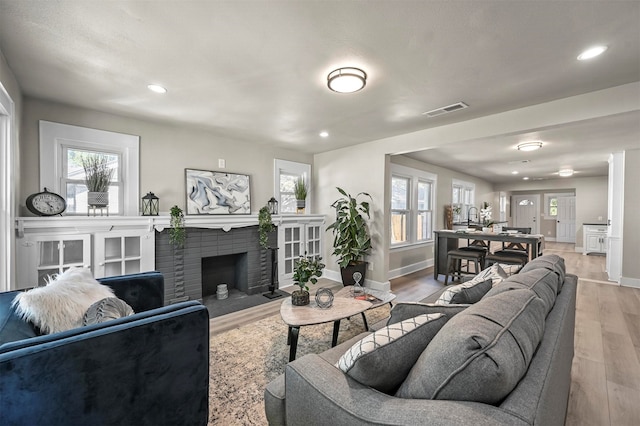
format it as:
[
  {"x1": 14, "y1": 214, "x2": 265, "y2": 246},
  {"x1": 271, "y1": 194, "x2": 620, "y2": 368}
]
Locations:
[{"x1": 19, "y1": 97, "x2": 313, "y2": 216}]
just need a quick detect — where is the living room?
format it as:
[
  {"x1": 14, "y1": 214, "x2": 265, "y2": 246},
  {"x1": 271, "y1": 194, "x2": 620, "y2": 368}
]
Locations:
[{"x1": 1, "y1": 1, "x2": 640, "y2": 425}]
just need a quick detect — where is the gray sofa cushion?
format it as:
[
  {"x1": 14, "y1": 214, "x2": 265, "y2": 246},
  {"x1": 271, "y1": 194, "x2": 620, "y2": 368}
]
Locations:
[
  {"x1": 483, "y1": 268, "x2": 559, "y2": 314},
  {"x1": 336, "y1": 313, "x2": 448, "y2": 394},
  {"x1": 396, "y1": 288, "x2": 547, "y2": 404},
  {"x1": 519, "y1": 254, "x2": 566, "y2": 291},
  {"x1": 387, "y1": 302, "x2": 468, "y2": 325}
]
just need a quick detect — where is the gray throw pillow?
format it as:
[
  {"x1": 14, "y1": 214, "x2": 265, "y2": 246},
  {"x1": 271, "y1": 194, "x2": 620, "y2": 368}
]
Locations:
[
  {"x1": 336, "y1": 313, "x2": 448, "y2": 394},
  {"x1": 396, "y1": 289, "x2": 546, "y2": 404},
  {"x1": 387, "y1": 303, "x2": 467, "y2": 326},
  {"x1": 83, "y1": 297, "x2": 134, "y2": 326},
  {"x1": 484, "y1": 269, "x2": 558, "y2": 314}
]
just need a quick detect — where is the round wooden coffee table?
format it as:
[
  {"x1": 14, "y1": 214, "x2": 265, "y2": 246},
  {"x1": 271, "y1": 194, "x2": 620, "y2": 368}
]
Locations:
[{"x1": 280, "y1": 287, "x2": 396, "y2": 361}]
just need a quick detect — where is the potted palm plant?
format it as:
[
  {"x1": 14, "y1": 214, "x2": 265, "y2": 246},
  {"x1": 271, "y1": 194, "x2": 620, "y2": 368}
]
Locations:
[
  {"x1": 326, "y1": 187, "x2": 372, "y2": 286},
  {"x1": 291, "y1": 253, "x2": 325, "y2": 306},
  {"x1": 81, "y1": 154, "x2": 115, "y2": 208},
  {"x1": 294, "y1": 177, "x2": 308, "y2": 214}
]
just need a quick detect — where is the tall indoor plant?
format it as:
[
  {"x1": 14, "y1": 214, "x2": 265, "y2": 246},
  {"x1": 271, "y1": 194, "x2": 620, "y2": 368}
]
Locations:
[{"x1": 326, "y1": 187, "x2": 372, "y2": 286}]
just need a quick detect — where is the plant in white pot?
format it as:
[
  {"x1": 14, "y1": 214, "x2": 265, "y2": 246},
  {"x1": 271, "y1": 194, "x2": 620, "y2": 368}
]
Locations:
[
  {"x1": 291, "y1": 253, "x2": 325, "y2": 306},
  {"x1": 294, "y1": 177, "x2": 308, "y2": 214},
  {"x1": 81, "y1": 154, "x2": 115, "y2": 209},
  {"x1": 326, "y1": 187, "x2": 372, "y2": 286}
]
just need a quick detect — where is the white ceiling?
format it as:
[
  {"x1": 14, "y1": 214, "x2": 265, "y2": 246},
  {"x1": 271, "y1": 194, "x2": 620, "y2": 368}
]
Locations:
[{"x1": 1, "y1": 0, "x2": 639, "y2": 184}]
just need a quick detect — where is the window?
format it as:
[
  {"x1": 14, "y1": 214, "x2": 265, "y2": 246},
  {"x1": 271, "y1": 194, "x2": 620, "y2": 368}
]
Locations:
[
  {"x1": 39, "y1": 121, "x2": 139, "y2": 216},
  {"x1": 452, "y1": 179, "x2": 475, "y2": 222},
  {"x1": 390, "y1": 164, "x2": 436, "y2": 247},
  {"x1": 274, "y1": 159, "x2": 311, "y2": 214},
  {"x1": 499, "y1": 192, "x2": 507, "y2": 222}
]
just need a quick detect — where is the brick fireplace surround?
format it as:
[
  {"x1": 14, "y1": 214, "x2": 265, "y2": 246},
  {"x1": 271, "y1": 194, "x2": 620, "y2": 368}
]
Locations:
[{"x1": 155, "y1": 225, "x2": 277, "y2": 305}]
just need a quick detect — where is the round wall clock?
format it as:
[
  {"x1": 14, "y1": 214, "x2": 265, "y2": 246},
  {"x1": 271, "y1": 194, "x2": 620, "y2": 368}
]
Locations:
[{"x1": 26, "y1": 188, "x2": 67, "y2": 216}]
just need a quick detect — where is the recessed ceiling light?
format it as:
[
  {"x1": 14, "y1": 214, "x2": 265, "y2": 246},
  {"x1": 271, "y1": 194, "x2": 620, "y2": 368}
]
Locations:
[
  {"x1": 577, "y1": 45, "x2": 608, "y2": 61},
  {"x1": 511, "y1": 171, "x2": 519, "y2": 175},
  {"x1": 319, "y1": 131, "x2": 329, "y2": 138},
  {"x1": 523, "y1": 177, "x2": 530, "y2": 180},
  {"x1": 517, "y1": 141, "x2": 543, "y2": 151},
  {"x1": 559, "y1": 169, "x2": 574, "y2": 177},
  {"x1": 147, "y1": 84, "x2": 167, "y2": 94}
]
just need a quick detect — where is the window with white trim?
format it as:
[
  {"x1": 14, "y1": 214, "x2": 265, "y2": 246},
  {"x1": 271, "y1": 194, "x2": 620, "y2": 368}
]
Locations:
[
  {"x1": 39, "y1": 121, "x2": 139, "y2": 216},
  {"x1": 544, "y1": 193, "x2": 574, "y2": 219},
  {"x1": 452, "y1": 179, "x2": 475, "y2": 222},
  {"x1": 274, "y1": 159, "x2": 311, "y2": 214},
  {"x1": 391, "y1": 164, "x2": 436, "y2": 247}
]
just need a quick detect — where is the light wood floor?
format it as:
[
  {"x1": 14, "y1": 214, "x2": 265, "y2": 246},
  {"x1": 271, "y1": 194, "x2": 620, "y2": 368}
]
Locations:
[{"x1": 211, "y1": 242, "x2": 640, "y2": 425}]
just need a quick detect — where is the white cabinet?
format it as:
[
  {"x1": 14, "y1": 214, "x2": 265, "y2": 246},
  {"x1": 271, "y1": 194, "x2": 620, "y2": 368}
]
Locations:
[
  {"x1": 583, "y1": 225, "x2": 607, "y2": 255},
  {"x1": 16, "y1": 234, "x2": 91, "y2": 288},
  {"x1": 276, "y1": 215, "x2": 324, "y2": 286},
  {"x1": 15, "y1": 217, "x2": 156, "y2": 290},
  {"x1": 93, "y1": 229, "x2": 155, "y2": 278}
]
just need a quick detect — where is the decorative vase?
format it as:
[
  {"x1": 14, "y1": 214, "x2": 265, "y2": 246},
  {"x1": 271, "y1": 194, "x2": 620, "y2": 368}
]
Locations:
[
  {"x1": 88, "y1": 191, "x2": 109, "y2": 207},
  {"x1": 291, "y1": 289, "x2": 310, "y2": 306},
  {"x1": 340, "y1": 262, "x2": 367, "y2": 286}
]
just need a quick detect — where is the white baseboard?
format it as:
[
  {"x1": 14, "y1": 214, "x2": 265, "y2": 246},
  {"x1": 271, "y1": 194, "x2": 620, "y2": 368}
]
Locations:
[
  {"x1": 621, "y1": 276, "x2": 640, "y2": 289},
  {"x1": 388, "y1": 259, "x2": 434, "y2": 280},
  {"x1": 324, "y1": 269, "x2": 391, "y2": 292}
]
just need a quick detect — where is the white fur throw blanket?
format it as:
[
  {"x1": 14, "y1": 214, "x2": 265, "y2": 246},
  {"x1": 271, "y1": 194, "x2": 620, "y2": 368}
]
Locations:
[{"x1": 12, "y1": 267, "x2": 115, "y2": 334}]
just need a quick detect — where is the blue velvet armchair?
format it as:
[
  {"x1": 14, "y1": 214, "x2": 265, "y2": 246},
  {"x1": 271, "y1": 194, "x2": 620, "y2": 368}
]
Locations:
[{"x1": 0, "y1": 271, "x2": 209, "y2": 426}]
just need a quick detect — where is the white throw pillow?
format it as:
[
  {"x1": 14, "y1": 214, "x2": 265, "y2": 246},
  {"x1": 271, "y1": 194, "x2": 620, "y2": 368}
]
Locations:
[
  {"x1": 12, "y1": 267, "x2": 115, "y2": 334},
  {"x1": 499, "y1": 263, "x2": 522, "y2": 276},
  {"x1": 436, "y1": 263, "x2": 508, "y2": 306}
]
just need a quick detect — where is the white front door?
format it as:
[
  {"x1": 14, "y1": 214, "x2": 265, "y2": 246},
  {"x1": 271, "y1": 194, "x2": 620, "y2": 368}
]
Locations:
[
  {"x1": 556, "y1": 196, "x2": 576, "y2": 243},
  {"x1": 513, "y1": 194, "x2": 540, "y2": 234}
]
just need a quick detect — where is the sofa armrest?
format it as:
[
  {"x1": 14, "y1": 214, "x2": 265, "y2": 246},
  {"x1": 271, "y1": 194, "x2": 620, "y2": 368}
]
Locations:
[
  {"x1": 0, "y1": 301, "x2": 209, "y2": 426},
  {"x1": 283, "y1": 353, "x2": 527, "y2": 426},
  {"x1": 98, "y1": 271, "x2": 164, "y2": 312}
]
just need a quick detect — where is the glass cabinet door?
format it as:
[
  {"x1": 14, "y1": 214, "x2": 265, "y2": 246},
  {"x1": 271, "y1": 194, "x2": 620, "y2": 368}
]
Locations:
[
  {"x1": 93, "y1": 230, "x2": 155, "y2": 278},
  {"x1": 32, "y1": 235, "x2": 90, "y2": 286}
]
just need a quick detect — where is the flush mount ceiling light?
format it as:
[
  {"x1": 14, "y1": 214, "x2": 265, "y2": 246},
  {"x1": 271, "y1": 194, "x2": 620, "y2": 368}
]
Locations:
[
  {"x1": 559, "y1": 169, "x2": 574, "y2": 177},
  {"x1": 577, "y1": 45, "x2": 608, "y2": 61},
  {"x1": 319, "y1": 131, "x2": 329, "y2": 138},
  {"x1": 327, "y1": 67, "x2": 367, "y2": 93},
  {"x1": 517, "y1": 141, "x2": 543, "y2": 151},
  {"x1": 147, "y1": 84, "x2": 167, "y2": 93}
]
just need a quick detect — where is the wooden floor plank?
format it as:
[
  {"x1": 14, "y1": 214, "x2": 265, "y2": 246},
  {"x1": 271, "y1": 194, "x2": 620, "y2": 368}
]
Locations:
[
  {"x1": 601, "y1": 329, "x2": 640, "y2": 391},
  {"x1": 607, "y1": 381, "x2": 640, "y2": 426},
  {"x1": 566, "y1": 357, "x2": 610, "y2": 426}
]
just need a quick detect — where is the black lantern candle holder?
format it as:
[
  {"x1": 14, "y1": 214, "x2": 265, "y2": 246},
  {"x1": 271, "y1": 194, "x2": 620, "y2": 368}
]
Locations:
[
  {"x1": 141, "y1": 192, "x2": 159, "y2": 216},
  {"x1": 267, "y1": 197, "x2": 278, "y2": 215}
]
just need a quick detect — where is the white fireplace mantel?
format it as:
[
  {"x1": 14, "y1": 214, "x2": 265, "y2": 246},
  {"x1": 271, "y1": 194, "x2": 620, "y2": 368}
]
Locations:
[{"x1": 16, "y1": 214, "x2": 326, "y2": 237}]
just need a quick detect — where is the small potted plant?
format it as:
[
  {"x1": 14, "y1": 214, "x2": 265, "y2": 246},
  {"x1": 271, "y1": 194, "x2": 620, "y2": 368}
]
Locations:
[
  {"x1": 326, "y1": 187, "x2": 372, "y2": 286},
  {"x1": 294, "y1": 177, "x2": 308, "y2": 213},
  {"x1": 291, "y1": 253, "x2": 325, "y2": 306},
  {"x1": 81, "y1": 154, "x2": 115, "y2": 208}
]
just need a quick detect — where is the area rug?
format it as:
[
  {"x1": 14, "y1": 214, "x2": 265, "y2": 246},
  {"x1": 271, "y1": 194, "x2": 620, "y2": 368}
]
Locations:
[{"x1": 208, "y1": 304, "x2": 391, "y2": 425}]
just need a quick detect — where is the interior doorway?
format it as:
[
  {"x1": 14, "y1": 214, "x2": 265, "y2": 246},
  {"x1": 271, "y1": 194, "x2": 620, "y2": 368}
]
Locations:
[
  {"x1": 556, "y1": 196, "x2": 576, "y2": 243},
  {"x1": 0, "y1": 83, "x2": 14, "y2": 293},
  {"x1": 513, "y1": 194, "x2": 540, "y2": 235}
]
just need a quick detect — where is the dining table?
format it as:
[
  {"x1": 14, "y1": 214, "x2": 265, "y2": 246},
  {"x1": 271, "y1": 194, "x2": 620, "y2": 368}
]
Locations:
[{"x1": 433, "y1": 229, "x2": 545, "y2": 280}]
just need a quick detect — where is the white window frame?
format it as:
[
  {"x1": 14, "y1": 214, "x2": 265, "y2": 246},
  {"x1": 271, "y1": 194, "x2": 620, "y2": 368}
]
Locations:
[
  {"x1": 39, "y1": 121, "x2": 140, "y2": 216},
  {"x1": 452, "y1": 179, "x2": 475, "y2": 223},
  {"x1": 274, "y1": 159, "x2": 311, "y2": 214},
  {"x1": 543, "y1": 192, "x2": 574, "y2": 219},
  {"x1": 390, "y1": 163, "x2": 437, "y2": 248}
]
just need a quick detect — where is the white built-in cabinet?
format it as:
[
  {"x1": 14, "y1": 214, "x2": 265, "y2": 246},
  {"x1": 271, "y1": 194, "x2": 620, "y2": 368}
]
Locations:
[
  {"x1": 276, "y1": 215, "x2": 325, "y2": 286},
  {"x1": 583, "y1": 225, "x2": 608, "y2": 255},
  {"x1": 15, "y1": 217, "x2": 156, "y2": 290}
]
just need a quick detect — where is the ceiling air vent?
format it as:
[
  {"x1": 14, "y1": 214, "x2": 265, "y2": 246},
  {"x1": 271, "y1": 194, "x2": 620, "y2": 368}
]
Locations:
[{"x1": 422, "y1": 102, "x2": 469, "y2": 117}]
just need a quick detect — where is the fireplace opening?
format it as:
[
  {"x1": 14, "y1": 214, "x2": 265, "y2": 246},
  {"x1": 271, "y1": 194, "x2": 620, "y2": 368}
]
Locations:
[{"x1": 201, "y1": 252, "x2": 249, "y2": 296}]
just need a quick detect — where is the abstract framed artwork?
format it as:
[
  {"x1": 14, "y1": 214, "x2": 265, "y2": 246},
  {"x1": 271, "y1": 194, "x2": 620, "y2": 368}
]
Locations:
[{"x1": 185, "y1": 169, "x2": 251, "y2": 215}]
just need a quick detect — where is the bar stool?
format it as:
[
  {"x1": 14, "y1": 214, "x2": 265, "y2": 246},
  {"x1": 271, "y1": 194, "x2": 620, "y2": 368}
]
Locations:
[
  {"x1": 445, "y1": 249, "x2": 484, "y2": 285},
  {"x1": 485, "y1": 252, "x2": 528, "y2": 269}
]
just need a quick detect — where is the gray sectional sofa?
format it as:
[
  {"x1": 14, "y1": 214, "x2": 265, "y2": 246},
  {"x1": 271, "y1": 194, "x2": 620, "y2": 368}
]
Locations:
[{"x1": 265, "y1": 255, "x2": 576, "y2": 426}]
